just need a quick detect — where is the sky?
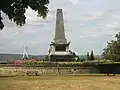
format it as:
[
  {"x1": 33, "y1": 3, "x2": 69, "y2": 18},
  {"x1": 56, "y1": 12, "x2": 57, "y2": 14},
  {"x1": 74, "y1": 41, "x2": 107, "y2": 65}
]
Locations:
[{"x1": 0, "y1": 0, "x2": 120, "y2": 55}]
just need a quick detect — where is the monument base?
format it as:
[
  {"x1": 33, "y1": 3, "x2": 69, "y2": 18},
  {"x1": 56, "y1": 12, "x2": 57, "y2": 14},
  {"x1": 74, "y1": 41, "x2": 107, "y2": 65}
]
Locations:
[{"x1": 49, "y1": 55, "x2": 73, "y2": 62}]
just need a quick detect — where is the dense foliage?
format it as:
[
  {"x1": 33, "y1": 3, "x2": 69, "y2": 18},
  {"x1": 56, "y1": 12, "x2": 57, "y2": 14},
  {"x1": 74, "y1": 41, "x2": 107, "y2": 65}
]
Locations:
[
  {"x1": 89, "y1": 50, "x2": 95, "y2": 60},
  {"x1": 23, "y1": 60, "x2": 112, "y2": 67},
  {"x1": 0, "y1": 0, "x2": 49, "y2": 29},
  {"x1": 102, "y1": 33, "x2": 120, "y2": 61},
  {"x1": 87, "y1": 52, "x2": 89, "y2": 60}
]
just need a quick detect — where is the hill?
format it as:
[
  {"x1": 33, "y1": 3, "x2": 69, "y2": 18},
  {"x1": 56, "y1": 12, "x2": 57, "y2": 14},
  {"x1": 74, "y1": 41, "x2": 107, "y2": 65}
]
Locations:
[
  {"x1": 0, "y1": 53, "x2": 45, "y2": 61},
  {"x1": 0, "y1": 53, "x2": 102, "y2": 61}
]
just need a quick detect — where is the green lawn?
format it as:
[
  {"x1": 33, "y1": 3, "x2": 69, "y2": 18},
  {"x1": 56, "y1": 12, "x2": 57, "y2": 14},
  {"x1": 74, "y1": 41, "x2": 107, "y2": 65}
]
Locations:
[{"x1": 0, "y1": 75, "x2": 120, "y2": 90}]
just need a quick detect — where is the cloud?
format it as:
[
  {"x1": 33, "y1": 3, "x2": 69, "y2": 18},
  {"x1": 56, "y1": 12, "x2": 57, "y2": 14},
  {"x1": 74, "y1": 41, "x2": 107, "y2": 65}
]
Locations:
[
  {"x1": 105, "y1": 21, "x2": 120, "y2": 28},
  {"x1": 79, "y1": 35, "x2": 97, "y2": 39},
  {"x1": 82, "y1": 12, "x2": 104, "y2": 21},
  {"x1": 0, "y1": 0, "x2": 120, "y2": 55},
  {"x1": 69, "y1": 0, "x2": 79, "y2": 5}
]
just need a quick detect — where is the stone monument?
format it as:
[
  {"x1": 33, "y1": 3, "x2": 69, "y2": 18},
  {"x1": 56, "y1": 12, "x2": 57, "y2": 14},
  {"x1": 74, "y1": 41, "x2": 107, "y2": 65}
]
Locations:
[{"x1": 48, "y1": 9, "x2": 75, "y2": 62}]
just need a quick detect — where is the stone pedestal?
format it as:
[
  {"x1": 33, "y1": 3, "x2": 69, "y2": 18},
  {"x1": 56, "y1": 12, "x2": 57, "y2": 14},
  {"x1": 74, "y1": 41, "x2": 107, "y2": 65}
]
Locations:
[{"x1": 50, "y1": 55, "x2": 73, "y2": 62}]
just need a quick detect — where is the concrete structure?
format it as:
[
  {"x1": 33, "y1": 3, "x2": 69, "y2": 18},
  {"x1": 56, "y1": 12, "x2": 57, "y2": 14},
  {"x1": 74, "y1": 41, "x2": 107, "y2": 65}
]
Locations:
[
  {"x1": 48, "y1": 9, "x2": 75, "y2": 61},
  {"x1": 22, "y1": 46, "x2": 29, "y2": 60}
]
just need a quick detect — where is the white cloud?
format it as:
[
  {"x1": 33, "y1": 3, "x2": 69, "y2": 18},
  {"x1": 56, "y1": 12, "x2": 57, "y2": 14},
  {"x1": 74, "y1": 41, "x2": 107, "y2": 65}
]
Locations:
[
  {"x1": 0, "y1": 0, "x2": 120, "y2": 55},
  {"x1": 82, "y1": 12, "x2": 104, "y2": 21},
  {"x1": 69, "y1": 0, "x2": 79, "y2": 5},
  {"x1": 105, "y1": 21, "x2": 120, "y2": 29}
]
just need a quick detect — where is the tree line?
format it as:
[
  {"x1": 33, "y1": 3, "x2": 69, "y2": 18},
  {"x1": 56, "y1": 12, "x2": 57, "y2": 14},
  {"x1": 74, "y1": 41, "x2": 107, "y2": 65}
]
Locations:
[
  {"x1": 86, "y1": 32, "x2": 120, "y2": 62},
  {"x1": 87, "y1": 50, "x2": 95, "y2": 60}
]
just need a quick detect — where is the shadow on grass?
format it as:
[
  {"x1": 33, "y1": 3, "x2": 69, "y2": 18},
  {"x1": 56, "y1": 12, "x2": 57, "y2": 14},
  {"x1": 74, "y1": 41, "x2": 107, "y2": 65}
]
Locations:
[
  {"x1": 0, "y1": 75, "x2": 18, "y2": 78},
  {"x1": 0, "y1": 74, "x2": 119, "y2": 79}
]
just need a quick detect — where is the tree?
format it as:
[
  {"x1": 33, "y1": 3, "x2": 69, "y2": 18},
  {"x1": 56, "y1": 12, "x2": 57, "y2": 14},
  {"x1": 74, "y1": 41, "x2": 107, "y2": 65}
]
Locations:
[
  {"x1": 102, "y1": 40, "x2": 120, "y2": 61},
  {"x1": 42, "y1": 55, "x2": 49, "y2": 61},
  {"x1": 0, "y1": 0, "x2": 49, "y2": 29},
  {"x1": 89, "y1": 50, "x2": 95, "y2": 60},
  {"x1": 87, "y1": 52, "x2": 89, "y2": 60},
  {"x1": 102, "y1": 32, "x2": 120, "y2": 61}
]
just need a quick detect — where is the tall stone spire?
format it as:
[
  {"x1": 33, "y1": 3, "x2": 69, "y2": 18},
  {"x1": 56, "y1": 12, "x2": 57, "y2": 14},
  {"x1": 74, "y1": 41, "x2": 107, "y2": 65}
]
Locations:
[
  {"x1": 48, "y1": 9, "x2": 75, "y2": 62},
  {"x1": 54, "y1": 9, "x2": 67, "y2": 44}
]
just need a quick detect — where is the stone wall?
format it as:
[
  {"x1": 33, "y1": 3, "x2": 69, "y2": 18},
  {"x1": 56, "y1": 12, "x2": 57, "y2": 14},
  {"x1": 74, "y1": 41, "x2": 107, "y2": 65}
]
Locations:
[{"x1": 0, "y1": 66, "x2": 100, "y2": 76}]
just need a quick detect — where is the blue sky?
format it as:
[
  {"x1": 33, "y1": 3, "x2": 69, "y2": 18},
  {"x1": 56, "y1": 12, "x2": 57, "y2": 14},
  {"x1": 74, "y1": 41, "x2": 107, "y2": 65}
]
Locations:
[{"x1": 0, "y1": 0, "x2": 120, "y2": 55}]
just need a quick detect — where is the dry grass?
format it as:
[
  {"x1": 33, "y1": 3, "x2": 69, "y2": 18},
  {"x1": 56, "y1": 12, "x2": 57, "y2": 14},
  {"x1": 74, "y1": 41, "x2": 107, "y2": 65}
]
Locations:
[{"x1": 0, "y1": 75, "x2": 120, "y2": 90}]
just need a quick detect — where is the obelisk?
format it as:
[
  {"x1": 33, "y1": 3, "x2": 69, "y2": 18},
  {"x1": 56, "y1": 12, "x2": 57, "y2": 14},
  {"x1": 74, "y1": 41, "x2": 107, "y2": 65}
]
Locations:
[
  {"x1": 48, "y1": 9, "x2": 74, "y2": 62},
  {"x1": 54, "y1": 9, "x2": 67, "y2": 44}
]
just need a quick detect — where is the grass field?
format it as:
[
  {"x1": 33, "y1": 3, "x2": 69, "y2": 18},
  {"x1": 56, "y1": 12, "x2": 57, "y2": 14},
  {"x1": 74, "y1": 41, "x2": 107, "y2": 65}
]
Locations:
[{"x1": 0, "y1": 75, "x2": 120, "y2": 90}]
